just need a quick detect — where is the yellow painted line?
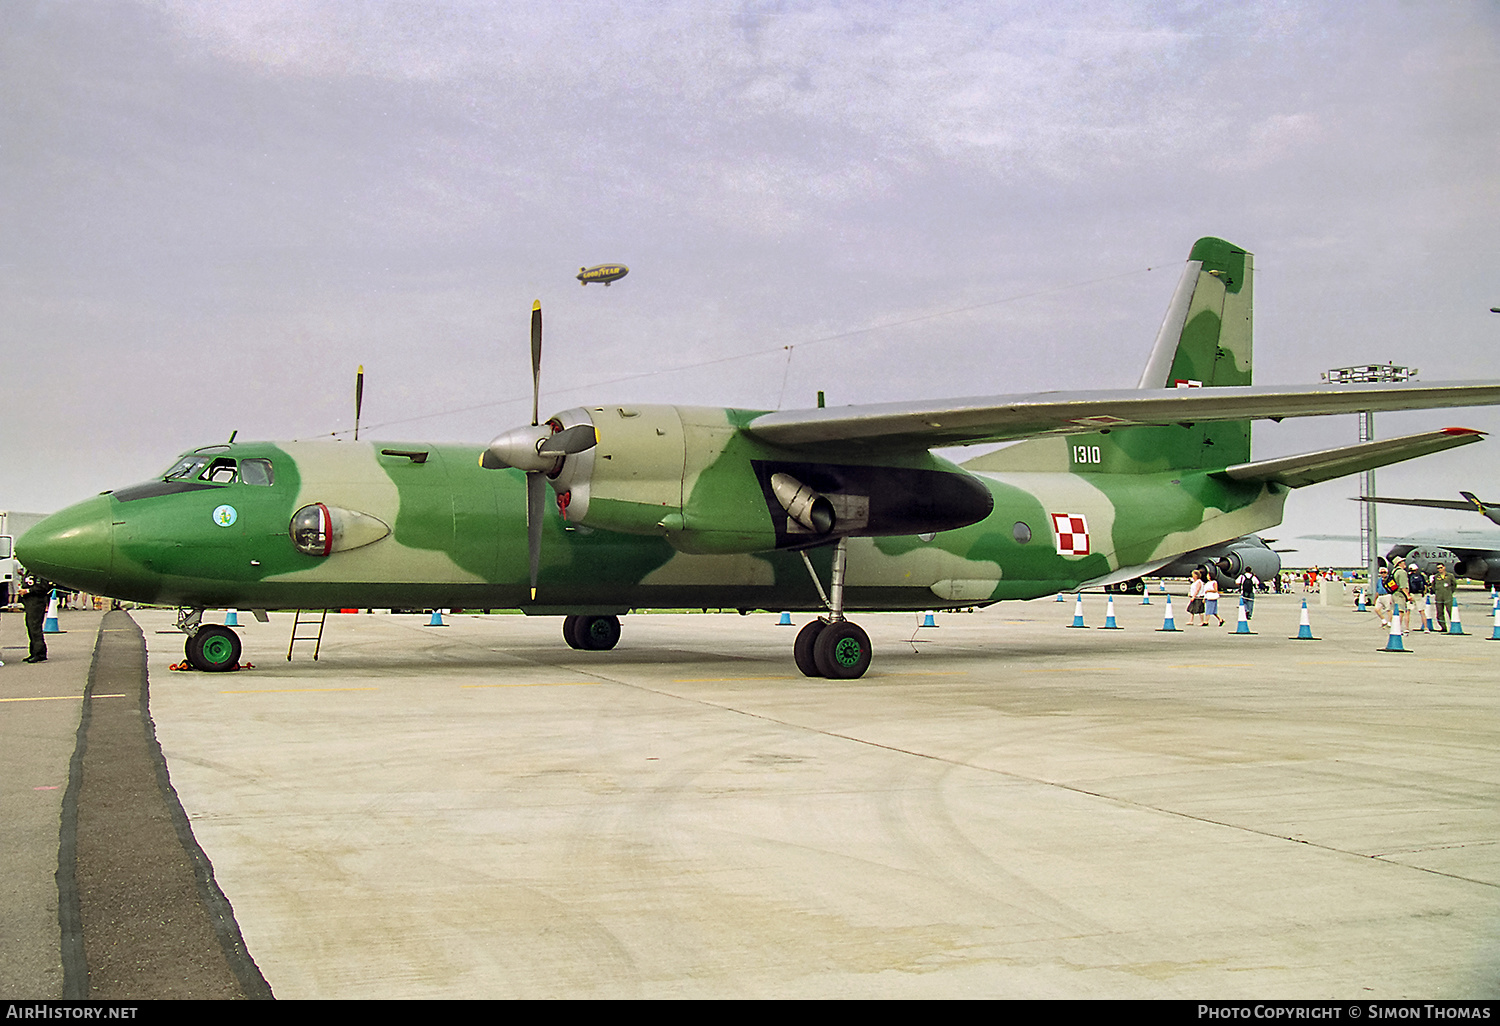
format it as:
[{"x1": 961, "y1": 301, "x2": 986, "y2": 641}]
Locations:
[
  {"x1": 672, "y1": 676, "x2": 800, "y2": 683},
  {"x1": 0, "y1": 694, "x2": 127, "y2": 703},
  {"x1": 219, "y1": 687, "x2": 381, "y2": 695},
  {"x1": 462, "y1": 682, "x2": 602, "y2": 689}
]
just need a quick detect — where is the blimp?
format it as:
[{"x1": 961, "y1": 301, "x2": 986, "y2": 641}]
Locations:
[{"x1": 577, "y1": 264, "x2": 629, "y2": 286}]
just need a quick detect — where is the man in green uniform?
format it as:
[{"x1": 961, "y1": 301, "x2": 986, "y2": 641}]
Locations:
[{"x1": 1432, "y1": 563, "x2": 1456, "y2": 633}]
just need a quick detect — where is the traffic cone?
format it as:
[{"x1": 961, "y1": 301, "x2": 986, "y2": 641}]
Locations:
[
  {"x1": 1055, "y1": 591, "x2": 1067, "y2": 602},
  {"x1": 1290, "y1": 599, "x2": 1318, "y2": 640},
  {"x1": 1140, "y1": 587, "x2": 1151, "y2": 605},
  {"x1": 426, "y1": 608, "x2": 448, "y2": 627},
  {"x1": 43, "y1": 591, "x2": 61, "y2": 633},
  {"x1": 1156, "y1": 595, "x2": 1180, "y2": 632},
  {"x1": 919, "y1": 610, "x2": 938, "y2": 628},
  {"x1": 1231, "y1": 596, "x2": 1255, "y2": 634},
  {"x1": 1489, "y1": 603, "x2": 1500, "y2": 641},
  {"x1": 1356, "y1": 589, "x2": 1367, "y2": 612},
  {"x1": 1448, "y1": 600, "x2": 1466, "y2": 636},
  {"x1": 1067, "y1": 594, "x2": 1088, "y2": 628},
  {"x1": 225, "y1": 609, "x2": 240, "y2": 627},
  {"x1": 777, "y1": 611, "x2": 793, "y2": 626},
  {"x1": 1382, "y1": 616, "x2": 1411, "y2": 653},
  {"x1": 1423, "y1": 595, "x2": 1436, "y2": 632},
  {"x1": 1101, "y1": 595, "x2": 1122, "y2": 629}
]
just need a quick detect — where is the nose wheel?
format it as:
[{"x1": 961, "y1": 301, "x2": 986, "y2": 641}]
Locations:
[
  {"x1": 184, "y1": 624, "x2": 242, "y2": 672},
  {"x1": 563, "y1": 614, "x2": 621, "y2": 651}
]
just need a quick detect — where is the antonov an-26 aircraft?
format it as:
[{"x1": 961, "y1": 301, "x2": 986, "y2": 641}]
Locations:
[{"x1": 19, "y1": 238, "x2": 1500, "y2": 678}]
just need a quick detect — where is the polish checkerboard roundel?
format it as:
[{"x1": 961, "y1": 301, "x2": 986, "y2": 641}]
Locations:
[{"x1": 1050, "y1": 513, "x2": 1089, "y2": 556}]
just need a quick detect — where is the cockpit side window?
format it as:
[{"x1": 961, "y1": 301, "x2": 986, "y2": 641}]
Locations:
[
  {"x1": 240, "y1": 458, "x2": 274, "y2": 486},
  {"x1": 201, "y1": 458, "x2": 238, "y2": 484}
]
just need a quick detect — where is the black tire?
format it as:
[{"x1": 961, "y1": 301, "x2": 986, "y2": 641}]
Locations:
[
  {"x1": 188, "y1": 625, "x2": 242, "y2": 672},
  {"x1": 562, "y1": 615, "x2": 583, "y2": 650},
  {"x1": 573, "y1": 615, "x2": 621, "y2": 651},
  {"x1": 813, "y1": 620, "x2": 871, "y2": 680},
  {"x1": 793, "y1": 620, "x2": 826, "y2": 678}
]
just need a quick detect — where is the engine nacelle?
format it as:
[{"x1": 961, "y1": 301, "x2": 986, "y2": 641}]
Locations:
[{"x1": 541, "y1": 404, "x2": 993, "y2": 555}]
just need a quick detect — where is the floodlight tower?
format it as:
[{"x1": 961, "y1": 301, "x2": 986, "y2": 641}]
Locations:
[{"x1": 1321, "y1": 362, "x2": 1418, "y2": 595}]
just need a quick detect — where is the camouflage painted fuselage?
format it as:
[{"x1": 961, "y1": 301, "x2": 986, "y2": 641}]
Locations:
[{"x1": 21, "y1": 423, "x2": 1286, "y2": 613}]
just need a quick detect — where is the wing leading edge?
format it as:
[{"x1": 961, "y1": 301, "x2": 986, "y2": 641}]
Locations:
[{"x1": 745, "y1": 381, "x2": 1500, "y2": 451}]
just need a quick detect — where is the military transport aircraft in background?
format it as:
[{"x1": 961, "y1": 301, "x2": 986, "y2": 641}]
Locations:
[
  {"x1": 1107, "y1": 534, "x2": 1284, "y2": 594},
  {"x1": 18, "y1": 238, "x2": 1500, "y2": 679},
  {"x1": 1356, "y1": 492, "x2": 1500, "y2": 585},
  {"x1": 576, "y1": 264, "x2": 629, "y2": 286}
]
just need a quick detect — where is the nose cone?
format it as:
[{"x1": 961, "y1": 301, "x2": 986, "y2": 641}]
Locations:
[{"x1": 17, "y1": 495, "x2": 115, "y2": 594}]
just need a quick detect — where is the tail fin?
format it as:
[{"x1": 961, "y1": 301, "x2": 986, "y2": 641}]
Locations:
[{"x1": 964, "y1": 237, "x2": 1253, "y2": 474}]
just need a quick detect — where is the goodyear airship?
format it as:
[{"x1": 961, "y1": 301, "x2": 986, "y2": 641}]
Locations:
[{"x1": 577, "y1": 264, "x2": 628, "y2": 286}]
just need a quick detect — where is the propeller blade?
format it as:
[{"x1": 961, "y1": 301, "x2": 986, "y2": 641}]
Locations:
[
  {"x1": 527, "y1": 470, "x2": 545, "y2": 600},
  {"x1": 530, "y1": 300, "x2": 542, "y2": 426},
  {"x1": 537, "y1": 423, "x2": 598, "y2": 456}
]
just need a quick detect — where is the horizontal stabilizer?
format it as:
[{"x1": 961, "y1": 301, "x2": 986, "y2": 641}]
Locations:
[
  {"x1": 1218, "y1": 428, "x2": 1484, "y2": 489},
  {"x1": 1359, "y1": 491, "x2": 1500, "y2": 525},
  {"x1": 747, "y1": 381, "x2": 1500, "y2": 451}
]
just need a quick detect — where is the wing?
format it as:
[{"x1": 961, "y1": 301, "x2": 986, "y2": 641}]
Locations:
[
  {"x1": 1218, "y1": 428, "x2": 1484, "y2": 489},
  {"x1": 744, "y1": 381, "x2": 1500, "y2": 450}
]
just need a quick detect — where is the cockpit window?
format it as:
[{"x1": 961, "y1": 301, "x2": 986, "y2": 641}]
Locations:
[
  {"x1": 162, "y1": 455, "x2": 213, "y2": 481},
  {"x1": 201, "y1": 457, "x2": 238, "y2": 484},
  {"x1": 240, "y1": 458, "x2": 274, "y2": 486}
]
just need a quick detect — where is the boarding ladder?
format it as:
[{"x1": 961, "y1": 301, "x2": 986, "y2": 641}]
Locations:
[{"x1": 287, "y1": 608, "x2": 328, "y2": 662}]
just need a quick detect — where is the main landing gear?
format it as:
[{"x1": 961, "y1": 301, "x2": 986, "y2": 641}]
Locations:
[
  {"x1": 793, "y1": 537, "x2": 872, "y2": 680},
  {"x1": 178, "y1": 608, "x2": 243, "y2": 671},
  {"x1": 563, "y1": 614, "x2": 621, "y2": 651}
]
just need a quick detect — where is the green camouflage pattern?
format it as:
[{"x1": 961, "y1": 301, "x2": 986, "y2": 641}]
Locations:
[{"x1": 4, "y1": 238, "x2": 1424, "y2": 616}]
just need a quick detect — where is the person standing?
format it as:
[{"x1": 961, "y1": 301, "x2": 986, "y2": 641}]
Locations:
[
  {"x1": 1235, "y1": 570, "x2": 1261, "y2": 621},
  {"x1": 1406, "y1": 562, "x2": 1428, "y2": 631},
  {"x1": 1202, "y1": 569, "x2": 1223, "y2": 626},
  {"x1": 1373, "y1": 566, "x2": 1394, "y2": 629},
  {"x1": 1432, "y1": 563, "x2": 1455, "y2": 633},
  {"x1": 18, "y1": 569, "x2": 53, "y2": 663},
  {"x1": 1392, "y1": 561, "x2": 1412, "y2": 635},
  {"x1": 1187, "y1": 569, "x2": 1205, "y2": 627}
]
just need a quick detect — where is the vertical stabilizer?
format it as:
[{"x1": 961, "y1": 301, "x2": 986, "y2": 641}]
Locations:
[{"x1": 963, "y1": 237, "x2": 1254, "y2": 475}]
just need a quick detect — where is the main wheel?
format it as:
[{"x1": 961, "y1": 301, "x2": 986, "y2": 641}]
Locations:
[
  {"x1": 813, "y1": 620, "x2": 871, "y2": 680},
  {"x1": 570, "y1": 615, "x2": 621, "y2": 651},
  {"x1": 793, "y1": 620, "x2": 826, "y2": 678},
  {"x1": 562, "y1": 615, "x2": 583, "y2": 650},
  {"x1": 187, "y1": 625, "x2": 242, "y2": 672}
]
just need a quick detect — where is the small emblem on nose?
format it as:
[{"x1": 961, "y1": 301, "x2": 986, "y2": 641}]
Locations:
[{"x1": 213, "y1": 505, "x2": 238, "y2": 527}]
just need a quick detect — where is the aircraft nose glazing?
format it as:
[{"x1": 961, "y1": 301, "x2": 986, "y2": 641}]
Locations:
[{"x1": 16, "y1": 495, "x2": 115, "y2": 595}]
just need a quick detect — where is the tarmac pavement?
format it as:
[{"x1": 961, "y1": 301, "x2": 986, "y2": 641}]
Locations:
[{"x1": 5, "y1": 592, "x2": 1499, "y2": 998}]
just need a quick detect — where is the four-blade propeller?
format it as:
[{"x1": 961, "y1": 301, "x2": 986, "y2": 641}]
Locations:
[{"x1": 480, "y1": 300, "x2": 598, "y2": 598}]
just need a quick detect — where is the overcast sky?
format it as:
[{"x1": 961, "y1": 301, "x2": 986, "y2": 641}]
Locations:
[{"x1": 4, "y1": 0, "x2": 1498, "y2": 564}]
